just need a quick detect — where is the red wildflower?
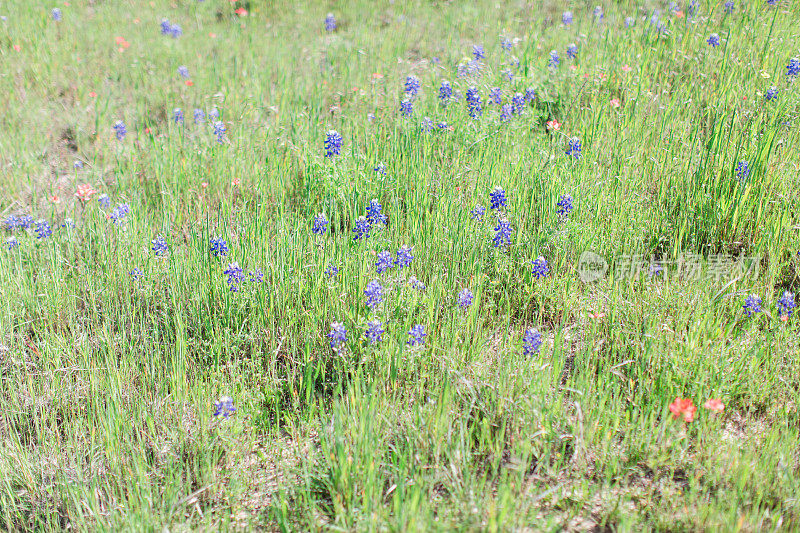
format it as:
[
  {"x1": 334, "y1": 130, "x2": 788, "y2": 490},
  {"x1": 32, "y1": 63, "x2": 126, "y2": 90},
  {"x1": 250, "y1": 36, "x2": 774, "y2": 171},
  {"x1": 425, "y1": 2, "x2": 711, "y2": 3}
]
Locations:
[
  {"x1": 703, "y1": 399, "x2": 724, "y2": 413},
  {"x1": 669, "y1": 397, "x2": 696, "y2": 423},
  {"x1": 235, "y1": 7, "x2": 247, "y2": 16},
  {"x1": 13, "y1": 44, "x2": 21, "y2": 52},
  {"x1": 75, "y1": 183, "x2": 97, "y2": 202},
  {"x1": 546, "y1": 120, "x2": 562, "y2": 131},
  {"x1": 89, "y1": 91, "x2": 97, "y2": 98}
]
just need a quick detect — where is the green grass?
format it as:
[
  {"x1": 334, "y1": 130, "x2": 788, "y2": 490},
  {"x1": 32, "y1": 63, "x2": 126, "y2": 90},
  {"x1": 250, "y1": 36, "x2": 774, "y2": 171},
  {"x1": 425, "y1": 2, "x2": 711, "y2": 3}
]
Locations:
[{"x1": 1, "y1": 0, "x2": 799, "y2": 530}]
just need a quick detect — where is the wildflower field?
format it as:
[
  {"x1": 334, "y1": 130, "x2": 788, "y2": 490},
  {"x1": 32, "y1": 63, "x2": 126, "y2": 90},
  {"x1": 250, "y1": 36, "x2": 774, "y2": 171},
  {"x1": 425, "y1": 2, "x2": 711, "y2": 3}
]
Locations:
[{"x1": 1, "y1": 0, "x2": 800, "y2": 530}]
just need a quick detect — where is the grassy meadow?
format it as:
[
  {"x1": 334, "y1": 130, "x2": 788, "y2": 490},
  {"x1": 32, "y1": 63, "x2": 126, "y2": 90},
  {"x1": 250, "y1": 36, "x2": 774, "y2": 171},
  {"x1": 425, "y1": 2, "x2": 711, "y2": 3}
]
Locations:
[{"x1": 1, "y1": 0, "x2": 799, "y2": 530}]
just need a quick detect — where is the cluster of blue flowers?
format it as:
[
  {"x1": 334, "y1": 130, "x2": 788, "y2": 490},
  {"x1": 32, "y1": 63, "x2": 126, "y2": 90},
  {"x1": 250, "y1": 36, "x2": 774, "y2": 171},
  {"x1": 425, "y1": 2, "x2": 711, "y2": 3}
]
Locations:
[
  {"x1": 324, "y1": 130, "x2": 342, "y2": 157},
  {"x1": 210, "y1": 236, "x2": 230, "y2": 257},
  {"x1": 160, "y1": 18, "x2": 182, "y2": 38}
]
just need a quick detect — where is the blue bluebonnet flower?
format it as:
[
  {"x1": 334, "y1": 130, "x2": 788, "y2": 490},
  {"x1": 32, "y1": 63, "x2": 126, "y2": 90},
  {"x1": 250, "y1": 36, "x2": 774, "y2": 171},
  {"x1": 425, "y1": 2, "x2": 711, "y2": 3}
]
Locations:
[
  {"x1": 624, "y1": 16, "x2": 634, "y2": 28},
  {"x1": 395, "y1": 245, "x2": 413, "y2": 268},
  {"x1": 765, "y1": 86, "x2": 779, "y2": 101},
  {"x1": 707, "y1": 33, "x2": 720, "y2": 47},
  {"x1": 557, "y1": 194, "x2": 574, "y2": 219},
  {"x1": 365, "y1": 320, "x2": 384, "y2": 345},
  {"x1": 777, "y1": 291, "x2": 795, "y2": 318},
  {"x1": 724, "y1": 1, "x2": 735, "y2": 13},
  {"x1": 548, "y1": 50, "x2": 560, "y2": 69},
  {"x1": 648, "y1": 262, "x2": 664, "y2": 278},
  {"x1": 439, "y1": 80, "x2": 453, "y2": 106},
  {"x1": 567, "y1": 43, "x2": 578, "y2": 59},
  {"x1": 511, "y1": 93, "x2": 525, "y2": 115},
  {"x1": 523, "y1": 328, "x2": 543, "y2": 356},
  {"x1": 473, "y1": 44, "x2": 485, "y2": 60},
  {"x1": 109, "y1": 203, "x2": 130, "y2": 224},
  {"x1": 98, "y1": 193, "x2": 110, "y2": 208},
  {"x1": 400, "y1": 99, "x2": 413, "y2": 117},
  {"x1": 73, "y1": 160, "x2": 83, "y2": 169},
  {"x1": 5, "y1": 236, "x2": 19, "y2": 250},
  {"x1": 366, "y1": 199, "x2": 387, "y2": 225},
  {"x1": 6, "y1": 214, "x2": 32, "y2": 231},
  {"x1": 650, "y1": 11, "x2": 661, "y2": 27},
  {"x1": 466, "y1": 86, "x2": 482, "y2": 119},
  {"x1": 130, "y1": 268, "x2": 144, "y2": 281},
  {"x1": 353, "y1": 216, "x2": 371, "y2": 240},
  {"x1": 173, "y1": 108, "x2": 184, "y2": 124},
  {"x1": 500, "y1": 37, "x2": 513, "y2": 51},
  {"x1": 35, "y1": 220, "x2": 52, "y2": 239},
  {"x1": 566, "y1": 137, "x2": 582, "y2": 159},
  {"x1": 735, "y1": 160, "x2": 750, "y2": 181},
  {"x1": 408, "y1": 276, "x2": 425, "y2": 291},
  {"x1": 593, "y1": 6, "x2": 604, "y2": 20},
  {"x1": 325, "y1": 13, "x2": 336, "y2": 32},
  {"x1": 488, "y1": 87, "x2": 502, "y2": 105},
  {"x1": 493, "y1": 219, "x2": 512, "y2": 247},
  {"x1": 531, "y1": 256, "x2": 550, "y2": 279},
  {"x1": 500, "y1": 104, "x2": 513, "y2": 122},
  {"x1": 786, "y1": 57, "x2": 800, "y2": 78},
  {"x1": 169, "y1": 23, "x2": 182, "y2": 38},
  {"x1": 194, "y1": 109, "x2": 205, "y2": 124},
  {"x1": 224, "y1": 262, "x2": 245, "y2": 292},
  {"x1": 212, "y1": 121, "x2": 227, "y2": 143},
  {"x1": 325, "y1": 263, "x2": 339, "y2": 278},
  {"x1": 248, "y1": 268, "x2": 264, "y2": 283},
  {"x1": 437, "y1": 121, "x2": 449, "y2": 130},
  {"x1": 376, "y1": 250, "x2": 394, "y2": 274},
  {"x1": 562, "y1": 11, "x2": 573, "y2": 25},
  {"x1": 52, "y1": 8, "x2": 62, "y2": 21},
  {"x1": 687, "y1": 0, "x2": 699, "y2": 17},
  {"x1": 458, "y1": 288, "x2": 474, "y2": 310},
  {"x1": 152, "y1": 234, "x2": 168, "y2": 256},
  {"x1": 766, "y1": 0, "x2": 778, "y2": 5},
  {"x1": 367, "y1": 113, "x2": 376, "y2": 122},
  {"x1": 210, "y1": 236, "x2": 229, "y2": 257},
  {"x1": 61, "y1": 218, "x2": 74, "y2": 229},
  {"x1": 421, "y1": 117, "x2": 434, "y2": 132},
  {"x1": 743, "y1": 294, "x2": 762, "y2": 317},
  {"x1": 328, "y1": 322, "x2": 347, "y2": 349},
  {"x1": 525, "y1": 87, "x2": 536, "y2": 102},
  {"x1": 209, "y1": 107, "x2": 220, "y2": 120},
  {"x1": 489, "y1": 186, "x2": 507, "y2": 210},
  {"x1": 324, "y1": 130, "x2": 342, "y2": 157},
  {"x1": 177, "y1": 65, "x2": 189, "y2": 78},
  {"x1": 113, "y1": 121, "x2": 127, "y2": 141},
  {"x1": 312, "y1": 213, "x2": 329, "y2": 235},
  {"x1": 374, "y1": 162, "x2": 387, "y2": 176},
  {"x1": 160, "y1": 18, "x2": 172, "y2": 35},
  {"x1": 213, "y1": 396, "x2": 236, "y2": 418},
  {"x1": 3, "y1": 215, "x2": 18, "y2": 231},
  {"x1": 470, "y1": 204, "x2": 486, "y2": 221},
  {"x1": 405, "y1": 75, "x2": 420, "y2": 97},
  {"x1": 407, "y1": 324, "x2": 426, "y2": 346},
  {"x1": 503, "y1": 69, "x2": 514, "y2": 82},
  {"x1": 364, "y1": 279, "x2": 384, "y2": 309}
]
